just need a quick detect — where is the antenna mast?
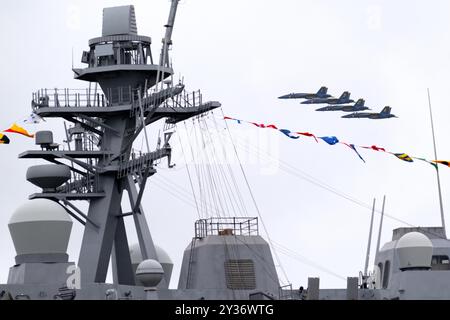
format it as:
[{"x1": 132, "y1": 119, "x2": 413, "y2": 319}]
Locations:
[
  {"x1": 364, "y1": 198, "x2": 376, "y2": 278},
  {"x1": 160, "y1": 0, "x2": 180, "y2": 68},
  {"x1": 375, "y1": 195, "x2": 386, "y2": 254},
  {"x1": 428, "y1": 88, "x2": 446, "y2": 237},
  {"x1": 155, "y1": 0, "x2": 180, "y2": 91}
]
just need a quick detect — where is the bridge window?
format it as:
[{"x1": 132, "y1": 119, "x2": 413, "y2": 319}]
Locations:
[{"x1": 88, "y1": 41, "x2": 152, "y2": 68}]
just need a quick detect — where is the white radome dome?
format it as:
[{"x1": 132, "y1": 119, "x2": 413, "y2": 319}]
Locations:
[
  {"x1": 129, "y1": 243, "x2": 173, "y2": 265},
  {"x1": 129, "y1": 243, "x2": 142, "y2": 266},
  {"x1": 396, "y1": 231, "x2": 433, "y2": 270},
  {"x1": 9, "y1": 199, "x2": 73, "y2": 256},
  {"x1": 130, "y1": 243, "x2": 174, "y2": 285},
  {"x1": 136, "y1": 259, "x2": 165, "y2": 288},
  {"x1": 155, "y1": 245, "x2": 172, "y2": 265}
]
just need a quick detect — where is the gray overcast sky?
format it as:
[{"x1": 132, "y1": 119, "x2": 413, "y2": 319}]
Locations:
[{"x1": 1, "y1": 0, "x2": 450, "y2": 289}]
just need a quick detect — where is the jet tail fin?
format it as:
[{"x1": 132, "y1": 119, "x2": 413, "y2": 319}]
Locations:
[
  {"x1": 339, "y1": 91, "x2": 351, "y2": 101},
  {"x1": 381, "y1": 106, "x2": 391, "y2": 114},
  {"x1": 317, "y1": 87, "x2": 328, "y2": 95},
  {"x1": 355, "y1": 99, "x2": 365, "y2": 107}
]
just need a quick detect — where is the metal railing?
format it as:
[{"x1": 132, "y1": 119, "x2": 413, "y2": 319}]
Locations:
[
  {"x1": 194, "y1": 217, "x2": 259, "y2": 239},
  {"x1": 31, "y1": 86, "x2": 138, "y2": 109},
  {"x1": 169, "y1": 89, "x2": 203, "y2": 109},
  {"x1": 58, "y1": 172, "x2": 101, "y2": 194},
  {"x1": 279, "y1": 284, "x2": 295, "y2": 300},
  {"x1": 130, "y1": 85, "x2": 195, "y2": 116},
  {"x1": 118, "y1": 149, "x2": 171, "y2": 178},
  {"x1": 32, "y1": 86, "x2": 207, "y2": 112},
  {"x1": 32, "y1": 88, "x2": 108, "y2": 109}
]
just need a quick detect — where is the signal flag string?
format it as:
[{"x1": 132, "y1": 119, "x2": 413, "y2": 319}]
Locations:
[{"x1": 224, "y1": 116, "x2": 448, "y2": 169}]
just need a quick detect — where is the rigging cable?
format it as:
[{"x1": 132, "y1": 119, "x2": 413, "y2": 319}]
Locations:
[
  {"x1": 176, "y1": 123, "x2": 201, "y2": 219},
  {"x1": 210, "y1": 114, "x2": 250, "y2": 217},
  {"x1": 202, "y1": 117, "x2": 243, "y2": 217},
  {"x1": 151, "y1": 146, "x2": 346, "y2": 283},
  {"x1": 271, "y1": 240, "x2": 347, "y2": 281},
  {"x1": 219, "y1": 126, "x2": 449, "y2": 241},
  {"x1": 196, "y1": 115, "x2": 263, "y2": 296},
  {"x1": 221, "y1": 109, "x2": 291, "y2": 285},
  {"x1": 206, "y1": 113, "x2": 287, "y2": 287},
  {"x1": 198, "y1": 115, "x2": 244, "y2": 299}
]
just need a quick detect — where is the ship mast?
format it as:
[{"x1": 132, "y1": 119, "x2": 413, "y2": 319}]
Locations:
[{"x1": 23, "y1": 4, "x2": 221, "y2": 286}]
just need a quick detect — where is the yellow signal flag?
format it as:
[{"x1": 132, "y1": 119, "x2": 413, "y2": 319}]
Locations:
[
  {"x1": 393, "y1": 153, "x2": 414, "y2": 163},
  {"x1": 4, "y1": 123, "x2": 34, "y2": 138}
]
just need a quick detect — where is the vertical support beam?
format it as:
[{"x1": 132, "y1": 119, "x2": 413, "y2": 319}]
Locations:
[
  {"x1": 125, "y1": 176, "x2": 168, "y2": 289},
  {"x1": 133, "y1": 167, "x2": 151, "y2": 214},
  {"x1": 78, "y1": 175, "x2": 123, "y2": 283},
  {"x1": 112, "y1": 211, "x2": 135, "y2": 286}
]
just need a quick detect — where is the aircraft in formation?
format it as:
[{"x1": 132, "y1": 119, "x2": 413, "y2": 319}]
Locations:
[
  {"x1": 342, "y1": 106, "x2": 397, "y2": 119},
  {"x1": 278, "y1": 86, "x2": 331, "y2": 100},
  {"x1": 301, "y1": 91, "x2": 354, "y2": 105},
  {"x1": 278, "y1": 87, "x2": 398, "y2": 120},
  {"x1": 316, "y1": 99, "x2": 369, "y2": 112}
]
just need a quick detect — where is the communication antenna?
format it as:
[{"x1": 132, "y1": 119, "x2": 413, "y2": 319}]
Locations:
[
  {"x1": 363, "y1": 198, "x2": 376, "y2": 282},
  {"x1": 155, "y1": 0, "x2": 180, "y2": 91},
  {"x1": 160, "y1": 0, "x2": 180, "y2": 67},
  {"x1": 375, "y1": 195, "x2": 386, "y2": 254},
  {"x1": 427, "y1": 88, "x2": 446, "y2": 237}
]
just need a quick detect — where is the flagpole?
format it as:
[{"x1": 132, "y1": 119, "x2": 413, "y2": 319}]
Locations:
[{"x1": 427, "y1": 88, "x2": 446, "y2": 237}]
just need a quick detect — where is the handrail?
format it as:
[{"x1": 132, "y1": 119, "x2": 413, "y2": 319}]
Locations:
[
  {"x1": 195, "y1": 217, "x2": 259, "y2": 238},
  {"x1": 32, "y1": 86, "x2": 206, "y2": 114},
  {"x1": 32, "y1": 86, "x2": 137, "y2": 109}
]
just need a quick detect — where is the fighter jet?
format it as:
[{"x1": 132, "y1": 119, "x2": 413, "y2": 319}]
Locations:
[
  {"x1": 278, "y1": 87, "x2": 331, "y2": 100},
  {"x1": 342, "y1": 106, "x2": 397, "y2": 119},
  {"x1": 301, "y1": 91, "x2": 355, "y2": 105},
  {"x1": 316, "y1": 99, "x2": 370, "y2": 112}
]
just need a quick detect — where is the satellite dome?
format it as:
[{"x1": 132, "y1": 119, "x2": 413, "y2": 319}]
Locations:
[
  {"x1": 129, "y1": 243, "x2": 142, "y2": 266},
  {"x1": 396, "y1": 231, "x2": 433, "y2": 271},
  {"x1": 130, "y1": 243, "x2": 173, "y2": 265},
  {"x1": 129, "y1": 243, "x2": 174, "y2": 285},
  {"x1": 130, "y1": 243, "x2": 173, "y2": 283},
  {"x1": 155, "y1": 245, "x2": 172, "y2": 265},
  {"x1": 136, "y1": 259, "x2": 164, "y2": 288},
  {"x1": 9, "y1": 199, "x2": 73, "y2": 263}
]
